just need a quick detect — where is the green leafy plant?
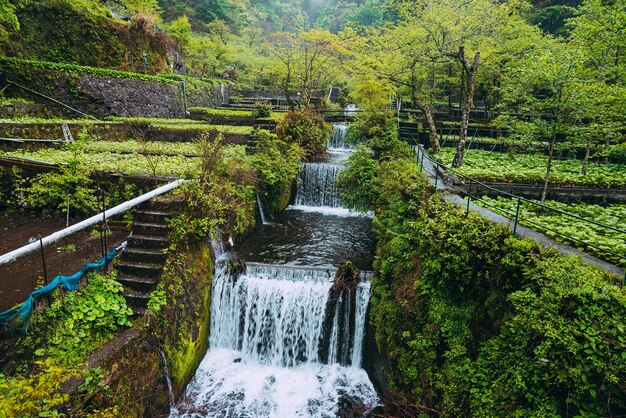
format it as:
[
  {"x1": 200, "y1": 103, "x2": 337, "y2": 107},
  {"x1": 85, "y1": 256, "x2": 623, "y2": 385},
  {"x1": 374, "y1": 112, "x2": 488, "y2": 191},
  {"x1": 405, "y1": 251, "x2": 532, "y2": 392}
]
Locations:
[
  {"x1": 252, "y1": 102, "x2": 272, "y2": 118},
  {"x1": 20, "y1": 271, "x2": 133, "y2": 367},
  {"x1": 275, "y1": 108, "x2": 331, "y2": 158},
  {"x1": 434, "y1": 148, "x2": 626, "y2": 187}
]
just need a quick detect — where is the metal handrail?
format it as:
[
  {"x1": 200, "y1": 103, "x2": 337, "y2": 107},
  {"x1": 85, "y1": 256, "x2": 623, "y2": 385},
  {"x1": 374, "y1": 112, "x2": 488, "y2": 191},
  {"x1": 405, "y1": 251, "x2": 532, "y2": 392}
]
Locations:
[{"x1": 0, "y1": 179, "x2": 186, "y2": 267}]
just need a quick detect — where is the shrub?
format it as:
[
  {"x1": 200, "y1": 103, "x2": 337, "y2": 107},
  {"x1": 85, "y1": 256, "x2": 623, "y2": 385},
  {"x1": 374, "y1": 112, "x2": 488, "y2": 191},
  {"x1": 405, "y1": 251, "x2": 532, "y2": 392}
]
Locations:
[
  {"x1": 252, "y1": 102, "x2": 272, "y2": 118},
  {"x1": 275, "y1": 108, "x2": 330, "y2": 158}
]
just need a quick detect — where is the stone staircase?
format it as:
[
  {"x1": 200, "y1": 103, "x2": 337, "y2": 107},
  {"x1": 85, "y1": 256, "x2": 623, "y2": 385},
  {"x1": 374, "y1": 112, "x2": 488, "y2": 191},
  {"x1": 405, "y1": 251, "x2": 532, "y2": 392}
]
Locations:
[{"x1": 116, "y1": 204, "x2": 171, "y2": 315}]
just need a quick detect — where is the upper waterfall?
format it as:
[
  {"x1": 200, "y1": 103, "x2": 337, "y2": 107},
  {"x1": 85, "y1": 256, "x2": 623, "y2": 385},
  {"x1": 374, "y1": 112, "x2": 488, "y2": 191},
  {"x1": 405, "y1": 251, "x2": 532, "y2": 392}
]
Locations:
[{"x1": 294, "y1": 162, "x2": 344, "y2": 208}]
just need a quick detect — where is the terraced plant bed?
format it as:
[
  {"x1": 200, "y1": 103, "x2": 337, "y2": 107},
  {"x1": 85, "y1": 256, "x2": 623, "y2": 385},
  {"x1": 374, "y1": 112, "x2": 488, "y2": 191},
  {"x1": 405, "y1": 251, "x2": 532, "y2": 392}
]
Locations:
[
  {"x1": 434, "y1": 148, "x2": 626, "y2": 187},
  {"x1": 188, "y1": 107, "x2": 284, "y2": 124},
  {"x1": 2, "y1": 148, "x2": 196, "y2": 177},
  {"x1": 476, "y1": 196, "x2": 626, "y2": 266},
  {"x1": 0, "y1": 118, "x2": 254, "y2": 145}
]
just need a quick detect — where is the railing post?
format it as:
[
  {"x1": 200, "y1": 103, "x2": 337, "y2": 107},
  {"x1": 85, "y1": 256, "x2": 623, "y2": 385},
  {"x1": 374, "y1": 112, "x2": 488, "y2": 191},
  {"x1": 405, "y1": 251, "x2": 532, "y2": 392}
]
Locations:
[
  {"x1": 434, "y1": 164, "x2": 439, "y2": 189},
  {"x1": 466, "y1": 179, "x2": 472, "y2": 214},
  {"x1": 513, "y1": 197, "x2": 521, "y2": 235},
  {"x1": 102, "y1": 190, "x2": 108, "y2": 267},
  {"x1": 420, "y1": 151, "x2": 424, "y2": 172},
  {"x1": 39, "y1": 235, "x2": 48, "y2": 285}
]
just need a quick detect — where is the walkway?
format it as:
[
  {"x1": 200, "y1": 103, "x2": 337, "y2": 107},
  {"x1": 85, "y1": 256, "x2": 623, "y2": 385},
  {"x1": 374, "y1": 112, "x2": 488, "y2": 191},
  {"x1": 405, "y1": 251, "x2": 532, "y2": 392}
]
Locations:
[{"x1": 412, "y1": 144, "x2": 625, "y2": 277}]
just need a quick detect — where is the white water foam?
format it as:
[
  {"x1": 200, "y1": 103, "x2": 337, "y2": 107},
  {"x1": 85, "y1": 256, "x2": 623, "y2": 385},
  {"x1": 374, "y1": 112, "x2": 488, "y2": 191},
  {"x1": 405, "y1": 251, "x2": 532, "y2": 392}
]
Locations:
[
  {"x1": 288, "y1": 205, "x2": 373, "y2": 218},
  {"x1": 172, "y1": 348, "x2": 378, "y2": 418},
  {"x1": 173, "y1": 265, "x2": 379, "y2": 417}
]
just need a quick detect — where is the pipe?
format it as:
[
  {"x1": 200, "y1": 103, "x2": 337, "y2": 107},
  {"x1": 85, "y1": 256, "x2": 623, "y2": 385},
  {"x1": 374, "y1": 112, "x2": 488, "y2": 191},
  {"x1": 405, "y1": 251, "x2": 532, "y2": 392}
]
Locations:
[
  {"x1": 0, "y1": 179, "x2": 186, "y2": 266},
  {"x1": 6, "y1": 80, "x2": 99, "y2": 121}
]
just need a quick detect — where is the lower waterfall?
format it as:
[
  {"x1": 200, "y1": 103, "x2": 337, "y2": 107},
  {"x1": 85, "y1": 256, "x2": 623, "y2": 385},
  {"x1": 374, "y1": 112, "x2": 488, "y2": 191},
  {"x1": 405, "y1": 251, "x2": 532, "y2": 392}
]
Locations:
[{"x1": 171, "y1": 264, "x2": 378, "y2": 417}]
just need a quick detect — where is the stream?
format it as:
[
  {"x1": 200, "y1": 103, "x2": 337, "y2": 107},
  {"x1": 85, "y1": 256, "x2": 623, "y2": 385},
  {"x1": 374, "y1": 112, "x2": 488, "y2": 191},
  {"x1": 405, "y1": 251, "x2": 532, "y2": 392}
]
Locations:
[{"x1": 171, "y1": 123, "x2": 379, "y2": 417}]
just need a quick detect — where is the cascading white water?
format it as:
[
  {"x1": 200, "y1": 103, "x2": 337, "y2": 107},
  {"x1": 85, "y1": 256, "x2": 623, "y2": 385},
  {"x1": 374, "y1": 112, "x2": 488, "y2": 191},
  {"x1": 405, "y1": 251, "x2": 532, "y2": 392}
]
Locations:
[
  {"x1": 295, "y1": 163, "x2": 344, "y2": 208},
  {"x1": 352, "y1": 281, "x2": 371, "y2": 368},
  {"x1": 328, "y1": 123, "x2": 351, "y2": 150},
  {"x1": 160, "y1": 350, "x2": 176, "y2": 412},
  {"x1": 210, "y1": 267, "x2": 331, "y2": 367},
  {"x1": 256, "y1": 194, "x2": 269, "y2": 225},
  {"x1": 172, "y1": 265, "x2": 379, "y2": 417}
]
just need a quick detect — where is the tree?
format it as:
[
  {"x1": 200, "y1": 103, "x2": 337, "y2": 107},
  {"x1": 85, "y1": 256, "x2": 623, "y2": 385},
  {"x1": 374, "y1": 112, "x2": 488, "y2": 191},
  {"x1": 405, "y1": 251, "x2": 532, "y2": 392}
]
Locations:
[
  {"x1": 497, "y1": 38, "x2": 585, "y2": 204},
  {"x1": 0, "y1": 0, "x2": 19, "y2": 50},
  {"x1": 167, "y1": 15, "x2": 192, "y2": 58},
  {"x1": 268, "y1": 29, "x2": 341, "y2": 108}
]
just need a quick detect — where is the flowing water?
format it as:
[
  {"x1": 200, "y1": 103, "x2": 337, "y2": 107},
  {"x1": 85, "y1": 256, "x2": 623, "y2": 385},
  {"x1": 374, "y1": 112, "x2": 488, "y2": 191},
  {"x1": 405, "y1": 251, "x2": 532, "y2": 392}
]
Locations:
[{"x1": 172, "y1": 124, "x2": 378, "y2": 417}]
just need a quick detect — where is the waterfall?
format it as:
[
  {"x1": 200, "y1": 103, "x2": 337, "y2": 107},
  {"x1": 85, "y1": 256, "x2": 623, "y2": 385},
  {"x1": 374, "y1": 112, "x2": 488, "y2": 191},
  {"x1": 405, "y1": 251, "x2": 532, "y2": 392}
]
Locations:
[
  {"x1": 160, "y1": 350, "x2": 176, "y2": 411},
  {"x1": 256, "y1": 194, "x2": 269, "y2": 225},
  {"x1": 173, "y1": 264, "x2": 379, "y2": 417},
  {"x1": 328, "y1": 123, "x2": 351, "y2": 150},
  {"x1": 209, "y1": 266, "x2": 331, "y2": 367},
  {"x1": 352, "y1": 281, "x2": 371, "y2": 368},
  {"x1": 295, "y1": 163, "x2": 344, "y2": 208}
]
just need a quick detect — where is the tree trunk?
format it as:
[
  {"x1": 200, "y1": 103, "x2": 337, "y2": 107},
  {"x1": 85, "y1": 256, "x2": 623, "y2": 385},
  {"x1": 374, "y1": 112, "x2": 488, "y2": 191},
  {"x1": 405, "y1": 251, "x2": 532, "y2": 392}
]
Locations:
[
  {"x1": 413, "y1": 97, "x2": 440, "y2": 153},
  {"x1": 283, "y1": 67, "x2": 295, "y2": 111},
  {"x1": 452, "y1": 47, "x2": 480, "y2": 168},
  {"x1": 541, "y1": 132, "x2": 557, "y2": 205},
  {"x1": 582, "y1": 137, "x2": 591, "y2": 175}
]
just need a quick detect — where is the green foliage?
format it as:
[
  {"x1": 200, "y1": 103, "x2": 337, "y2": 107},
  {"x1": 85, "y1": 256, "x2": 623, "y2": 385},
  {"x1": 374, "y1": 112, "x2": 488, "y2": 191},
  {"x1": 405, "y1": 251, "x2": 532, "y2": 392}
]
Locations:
[
  {"x1": 0, "y1": 56, "x2": 220, "y2": 85},
  {"x1": 434, "y1": 148, "x2": 626, "y2": 186},
  {"x1": 249, "y1": 130, "x2": 301, "y2": 213},
  {"x1": 346, "y1": 109, "x2": 398, "y2": 156},
  {"x1": 251, "y1": 102, "x2": 272, "y2": 118},
  {"x1": 356, "y1": 126, "x2": 625, "y2": 415},
  {"x1": 17, "y1": 164, "x2": 97, "y2": 216},
  {"x1": 170, "y1": 132, "x2": 256, "y2": 241},
  {"x1": 19, "y1": 272, "x2": 133, "y2": 367},
  {"x1": 4, "y1": 0, "x2": 127, "y2": 68},
  {"x1": 477, "y1": 196, "x2": 626, "y2": 266},
  {"x1": 0, "y1": 358, "x2": 78, "y2": 417},
  {"x1": 275, "y1": 108, "x2": 330, "y2": 158},
  {"x1": 337, "y1": 145, "x2": 378, "y2": 211},
  {"x1": 0, "y1": 0, "x2": 19, "y2": 49},
  {"x1": 468, "y1": 257, "x2": 626, "y2": 416},
  {"x1": 166, "y1": 15, "x2": 192, "y2": 56}
]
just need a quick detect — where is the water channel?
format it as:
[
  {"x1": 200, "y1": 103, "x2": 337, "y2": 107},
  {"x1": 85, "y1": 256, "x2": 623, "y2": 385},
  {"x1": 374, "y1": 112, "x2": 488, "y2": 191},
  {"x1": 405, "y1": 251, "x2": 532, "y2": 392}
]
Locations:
[{"x1": 171, "y1": 123, "x2": 379, "y2": 417}]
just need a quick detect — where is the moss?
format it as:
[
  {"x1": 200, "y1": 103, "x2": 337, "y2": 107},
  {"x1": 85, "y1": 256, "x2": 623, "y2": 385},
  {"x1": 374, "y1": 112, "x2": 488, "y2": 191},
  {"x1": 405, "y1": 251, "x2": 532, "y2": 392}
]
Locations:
[
  {"x1": 154, "y1": 241, "x2": 214, "y2": 396},
  {"x1": 167, "y1": 245, "x2": 214, "y2": 393},
  {"x1": 268, "y1": 182, "x2": 293, "y2": 214}
]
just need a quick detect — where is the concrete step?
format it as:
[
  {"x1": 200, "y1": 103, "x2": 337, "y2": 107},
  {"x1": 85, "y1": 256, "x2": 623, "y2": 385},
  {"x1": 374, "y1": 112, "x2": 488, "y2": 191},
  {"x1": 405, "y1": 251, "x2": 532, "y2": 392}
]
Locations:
[
  {"x1": 121, "y1": 247, "x2": 166, "y2": 264},
  {"x1": 131, "y1": 306, "x2": 147, "y2": 317},
  {"x1": 133, "y1": 222, "x2": 169, "y2": 237},
  {"x1": 118, "y1": 275, "x2": 159, "y2": 293},
  {"x1": 116, "y1": 260, "x2": 163, "y2": 279},
  {"x1": 135, "y1": 210, "x2": 170, "y2": 224},
  {"x1": 123, "y1": 289, "x2": 151, "y2": 309},
  {"x1": 127, "y1": 234, "x2": 168, "y2": 249}
]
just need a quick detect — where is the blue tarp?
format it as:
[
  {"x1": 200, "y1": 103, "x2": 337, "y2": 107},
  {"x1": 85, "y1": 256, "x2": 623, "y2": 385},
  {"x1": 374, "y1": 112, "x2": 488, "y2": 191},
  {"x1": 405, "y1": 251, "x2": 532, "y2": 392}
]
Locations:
[{"x1": 0, "y1": 247, "x2": 118, "y2": 328}]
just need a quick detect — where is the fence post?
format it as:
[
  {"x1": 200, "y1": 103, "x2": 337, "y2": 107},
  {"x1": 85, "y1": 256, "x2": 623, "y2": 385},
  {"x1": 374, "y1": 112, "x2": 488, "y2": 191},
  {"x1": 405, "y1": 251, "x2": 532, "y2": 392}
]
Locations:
[
  {"x1": 513, "y1": 197, "x2": 521, "y2": 235},
  {"x1": 434, "y1": 164, "x2": 439, "y2": 189},
  {"x1": 39, "y1": 235, "x2": 48, "y2": 285},
  {"x1": 102, "y1": 190, "x2": 108, "y2": 267},
  {"x1": 466, "y1": 179, "x2": 472, "y2": 214},
  {"x1": 420, "y1": 151, "x2": 424, "y2": 172}
]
